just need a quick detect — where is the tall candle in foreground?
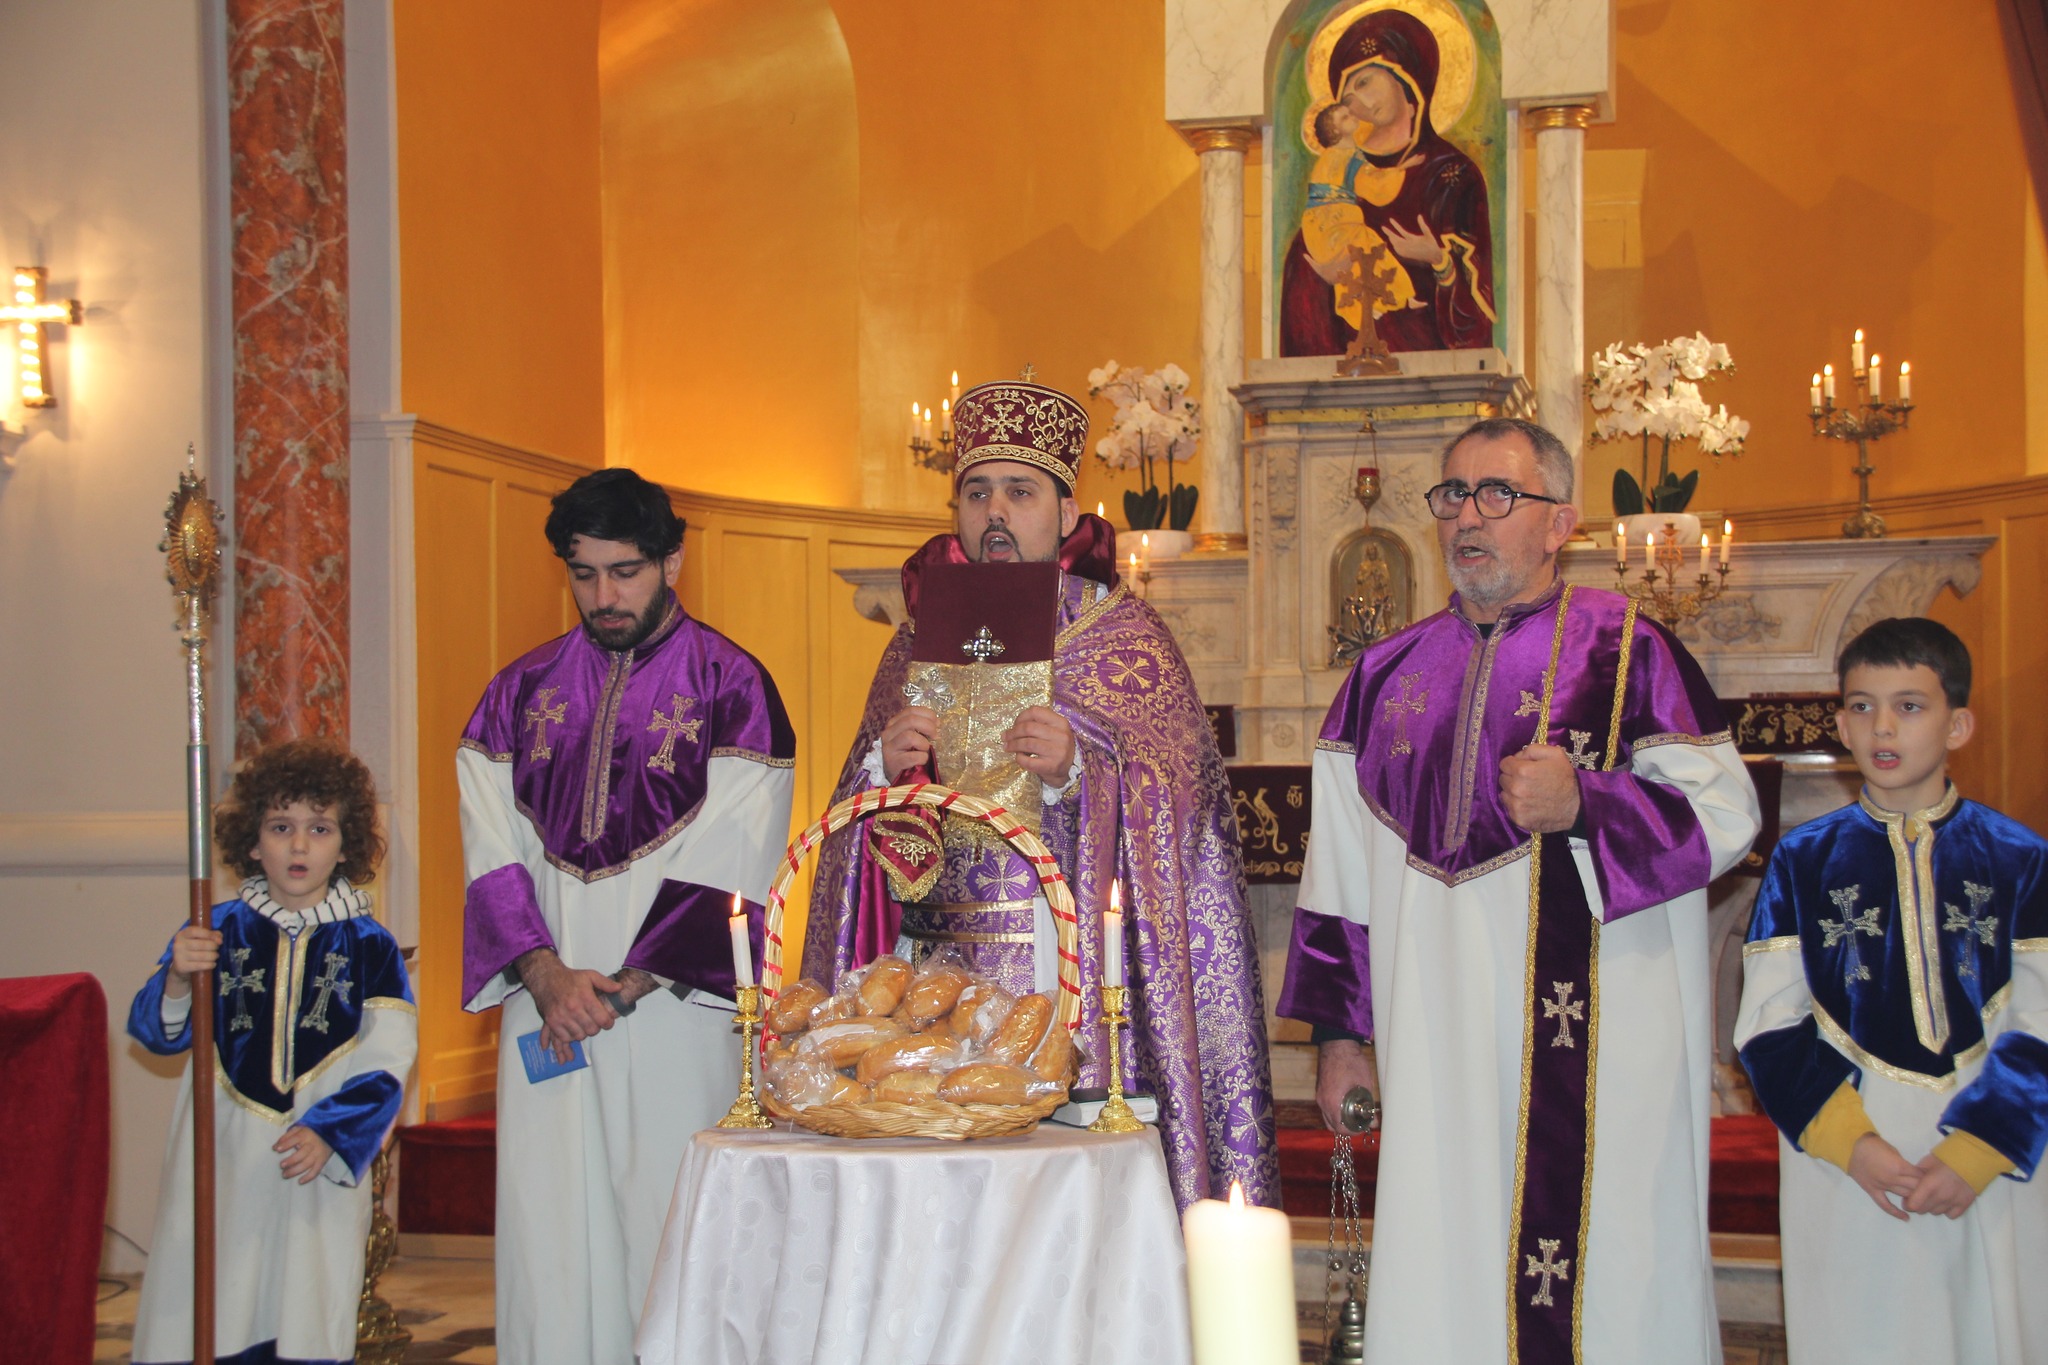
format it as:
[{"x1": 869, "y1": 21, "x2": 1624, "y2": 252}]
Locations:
[
  {"x1": 729, "y1": 891, "x2": 754, "y2": 991},
  {"x1": 1183, "y1": 1181, "x2": 1296, "y2": 1365},
  {"x1": 1105, "y1": 880, "x2": 1124, "y2": 988}
]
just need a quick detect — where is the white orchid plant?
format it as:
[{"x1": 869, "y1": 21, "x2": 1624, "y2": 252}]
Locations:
[
  {"x1": 1587, "y1": 332, "x2": 1750, "y2": 514},
  {"x1": 1088, "y1": 360, "x2": 1201, "y2": 531}
]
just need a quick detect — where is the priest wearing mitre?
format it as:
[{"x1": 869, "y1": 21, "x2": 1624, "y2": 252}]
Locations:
[{"x1": 804, "y1": 375, "x2": 1277, "y2": 1208}]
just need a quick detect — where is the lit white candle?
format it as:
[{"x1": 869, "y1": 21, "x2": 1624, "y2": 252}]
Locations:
[
  {"x1": 941, "y1": 397, "x2": 953, "y2": 437},
  {"x1": 1810, "y1": 372, "x2": 1822, "y2": 410},
  {"x1": 1183, "y1": 1181, "x2": 1298, "y2": 1365},
  {"x1": 1096, "y1": 501, "x2": 1105, "y2": 519},
  {"x1": 1868, "y1": 355, "x2": 1881, "y2": 401},
  {"x1": 908, "y1": 399, "x2": 921, "y2": 445},
  {"x1": 1823, "y1": 364, "x2": 1836, "y2": 404},
  {"x1": 950, "y1": 370, "x2": 960, "y2": 406},
  {"x1": 729, "y1": 891, "x2": 754, "y2": 991},
  {"x1": 922, "y1": 405, "x2": 934, "y2": 440},
  {"x1": 1899, "y1": 362, "x2": 1912, "y2": 402},
  {"x1": 1721, "y1": 519, "x2": 1733, "y2": 567},
  {"x1": 1644, "y1": 530, "x2": 1655, "y2": 570},
  {"x1": 1699, "y1": 533, "x2": 1709, "y2": 575},
  {"x1": 1614, "y1": 520, "x2": 1626, "y2": 570},
  {"x1": 1852, "y1": 328, "x2": 1865, "y2": 373},
  {"x1": 1105, "y1": 880, "x2": 1125, "y2": 989}
]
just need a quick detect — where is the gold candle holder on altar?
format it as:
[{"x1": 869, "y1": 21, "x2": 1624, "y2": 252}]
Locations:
[
  {"x1": 1612, "y1": 518, "x2": 1734, "y2": 627},
  {"x1": 716, "y1": 985, "x2": 774, "y2": 1130},
  {"x1": 1810, "y1": 330, "x2": 1914, "y2": 539},
  {"x1": 1088, "y1": 985, "x2": 1145, "y2": 1134}
]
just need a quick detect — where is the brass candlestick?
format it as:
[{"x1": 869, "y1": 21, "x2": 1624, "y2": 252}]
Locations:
[
  {"x1": 716, "y1": 984, "x2": 774, "y2": 1130},
  {"x1": 1613, "y1": 519, "x2": 1732, "y2": 627},
  {"x1": 1088, "y1": 985, "x2": 1145, "y2": 1134},
  {"x1": 1810, "y1": 343, "x2": 1913, "y2": 539}
]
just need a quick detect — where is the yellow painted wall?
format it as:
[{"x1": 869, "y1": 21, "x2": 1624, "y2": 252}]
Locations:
[
  {"x1": 1584, "y1": 0, "x2": 2028, "y2": 515},
  {"x1": 395, "y1": 0, "x2": 606, "y2": 465},
  {"x1": 597, "y1": 0, "x2": 1207, "y2": 520}
]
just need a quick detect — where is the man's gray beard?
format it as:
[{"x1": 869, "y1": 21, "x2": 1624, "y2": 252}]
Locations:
[{"x1": 1444, "y1": 552, "x2": 1516, "y2": 609}]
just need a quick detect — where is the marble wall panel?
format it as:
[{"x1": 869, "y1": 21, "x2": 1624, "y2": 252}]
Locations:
[{"x1": 229, "y1": 0, "x2": 351, "y2": 756}]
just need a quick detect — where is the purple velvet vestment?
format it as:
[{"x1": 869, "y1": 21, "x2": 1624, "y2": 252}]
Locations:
[
  {"x1": 459, "y1": 596, "x2": 795, "y2": 1005},
  {"x1": 805, "y1": 537, "x2": 1279, "y2": 1210},
  {"x1": 1278, "y1": 583, "x2": 1728, "y2": 1038}
]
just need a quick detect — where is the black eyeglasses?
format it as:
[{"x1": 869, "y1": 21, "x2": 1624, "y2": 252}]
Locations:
[{"x1": 1422, "y1": 480, "x2": 1563, "y2": 520}]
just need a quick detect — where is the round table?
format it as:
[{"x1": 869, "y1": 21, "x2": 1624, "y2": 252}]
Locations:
[{"x1": 634, "y1": 1122, "x2": 1192, "y2": 1365}]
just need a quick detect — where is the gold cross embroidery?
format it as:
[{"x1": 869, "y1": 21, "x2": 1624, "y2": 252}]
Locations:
[
  {"x1": 1524, "y1": 1238, "x2": 1571, "y2": 1308},
  {"x1": 647, "y1": 695, "x2": 703, "y2": 774},
  {"x1": 524, "y1": 687, "x2": 567, "y2": 762},
  {"x1": 1543, "y1": 980, "x2": 1584, "y2": 1049},
  {"x1": 1565, "y1": 731, "x2": 1597, "y2": 770},
  {"x1": 1514, "y1": 690, "x2": 1541, "y2": 717},
  {"x1": 1107, "y1": 652, "x2": 1155, "y2": 690},
  {"x1": 1383, "y1": 672, "x2": 1428, "y2": 757}
]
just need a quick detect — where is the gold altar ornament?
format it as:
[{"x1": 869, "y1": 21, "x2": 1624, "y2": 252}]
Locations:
[
  {"x1": 1809, "y1": 328, "x2": 1913, "y2": 539},
  {"x1": 1612, "y1": 515, "x2": 1734, "y2": 628},
  {"x1": 354, "y1": 1145, "x2": 411, "y2": 1364},
  {"x1": 718, "y1": 985, "x2": 775, "y2": 1129},
  {"x1": 160, "y1": 447, "x2": 226, "y2": 1363},
  {"x1": 1087, "y1": 985, "x2": 1145, "y2": 1134}
]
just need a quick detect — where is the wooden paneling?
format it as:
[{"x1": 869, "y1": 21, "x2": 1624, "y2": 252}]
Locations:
[
  {"x1": 673, "y1": 491, "x2": 946, "y2": 966},
  {"x1": 411, "y1": 434, "x2": 579, "y2": 1118},
  {"x1": 1731, "y1": 476, "x2": 2048, "y2": 830}
]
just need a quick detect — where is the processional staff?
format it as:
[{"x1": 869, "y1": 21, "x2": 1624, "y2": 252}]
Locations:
[{"x1": 161, "y1": 447, "x2": 224, "y2": 1364}]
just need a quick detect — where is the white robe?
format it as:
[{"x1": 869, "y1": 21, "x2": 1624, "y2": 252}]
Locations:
[
  {"x1": 1297, "y1": 738, "x2": 1757, "y2": 1364},
  {"x1": 1736, "y1": 942, "x2": 2048, "y2": 1365},
  {"x1": 458, "y1": 746, "x2": 793, "y2": 1365}
]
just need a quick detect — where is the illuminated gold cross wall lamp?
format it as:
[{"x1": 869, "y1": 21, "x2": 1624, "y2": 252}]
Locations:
[{"x1": 0, "y1": 267, "x2": 82, "y2": 408}]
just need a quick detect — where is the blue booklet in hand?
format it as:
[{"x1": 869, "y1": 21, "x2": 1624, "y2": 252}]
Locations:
[{"x1": 517, "y1": 1029, "x2": 588, "y2": 1084}]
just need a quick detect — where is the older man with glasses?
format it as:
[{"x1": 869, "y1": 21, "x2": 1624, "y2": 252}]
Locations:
[{"x1": 1277, "y1": 416, "x2": 1760, "y2": 1364}]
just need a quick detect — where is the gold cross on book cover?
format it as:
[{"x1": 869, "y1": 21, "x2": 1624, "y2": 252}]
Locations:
[{"x1": 906, "y1": 561, "x2": 1060, "y2": 837}]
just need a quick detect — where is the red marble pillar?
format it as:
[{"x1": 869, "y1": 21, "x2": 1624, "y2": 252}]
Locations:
[{"x1": 228, "y1": 0, "x2": 350, "y2": 757}]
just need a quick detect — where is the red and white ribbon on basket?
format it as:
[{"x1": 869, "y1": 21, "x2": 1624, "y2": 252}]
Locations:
[{"x1": 760, "y1": 782, "x2": 1082, "y2": 1031}]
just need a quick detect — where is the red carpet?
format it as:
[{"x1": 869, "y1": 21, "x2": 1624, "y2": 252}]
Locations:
[
  {"x1": 0, "y1": 974, "x2": 111, "y2": 1365},
  {"x1": 1277, "y1": 1112, "x2": 1782, "y2": 1233},
  {"x1": 398, "y1": 1110, "x2": 1785, "y2": 1236}
]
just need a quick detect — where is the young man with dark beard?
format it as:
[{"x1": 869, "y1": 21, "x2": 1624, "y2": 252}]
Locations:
[{"x1": 456, "y1": 467, "x2": 795, "y2": 1365}]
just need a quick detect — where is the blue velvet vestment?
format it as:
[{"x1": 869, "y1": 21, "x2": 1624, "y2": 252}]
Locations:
[{"x1": 1742, "y1": 791, "x2": 2048, "y2": 1177}]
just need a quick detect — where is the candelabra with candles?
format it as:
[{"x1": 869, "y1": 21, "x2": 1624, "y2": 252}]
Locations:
[
  {"x1": 1810, "y1": 329, "x2": 1913, "y2": 539},
  {"x1": 1612, "y1": 515, "x2": 1735, "y2": 627},
  {"x1": 907, "y1": 371, "x2": 962, "y2": 474}
]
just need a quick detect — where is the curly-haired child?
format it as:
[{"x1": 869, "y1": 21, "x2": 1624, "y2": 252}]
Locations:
[{"x1": 128, "y1": 738, "x2": 417, "y2": 1365}]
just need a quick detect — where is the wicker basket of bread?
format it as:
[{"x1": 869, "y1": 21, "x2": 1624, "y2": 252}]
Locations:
[{"x1": 758, "y1": 783, "x2": 1083, "y2": 1140}]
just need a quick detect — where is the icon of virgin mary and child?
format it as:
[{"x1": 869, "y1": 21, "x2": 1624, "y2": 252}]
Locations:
[{"x1": 1280, "y1": 6, "x2": 1497, "y2": 357}]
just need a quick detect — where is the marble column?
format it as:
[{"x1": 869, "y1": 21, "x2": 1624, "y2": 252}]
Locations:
[
  {"x1": 1528, "y1": 104, "x2": 1593, "y2": 512},
  {"x1": 1185, "y1": 125, "x2": 1254, "y2": 554},
  {"x1": 228, "y1": 0, "x2": 350, "y2": 757}
]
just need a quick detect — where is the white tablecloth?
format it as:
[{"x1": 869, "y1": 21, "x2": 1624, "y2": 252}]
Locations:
[{"x1": 634, "y1": 1122, "x2": 1193, "y2": 1365}]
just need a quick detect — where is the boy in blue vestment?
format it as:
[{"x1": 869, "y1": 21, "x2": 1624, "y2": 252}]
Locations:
[
  {"x1": 129, "y1": 739, "x2": 417, "y2": 1365},
  {"x1": 1736, "y1": 618, "x2": 2048, "y2": 1365}
]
